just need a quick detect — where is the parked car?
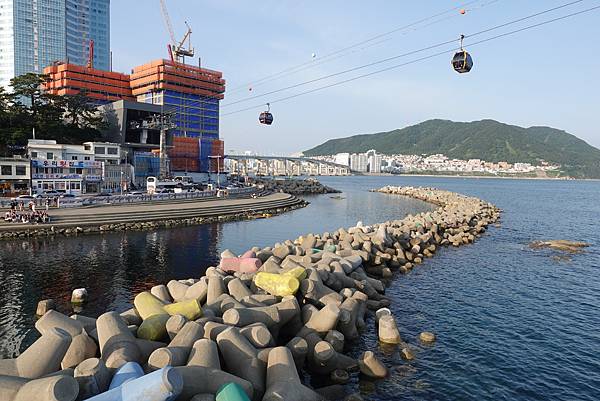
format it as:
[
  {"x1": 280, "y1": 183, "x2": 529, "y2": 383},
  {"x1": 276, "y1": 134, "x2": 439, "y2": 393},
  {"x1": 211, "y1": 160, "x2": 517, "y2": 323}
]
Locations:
[
  {"x1": 11, "y1": 195, "x2": 35, "y2": 201},
  {"x1": 127, "y1": 191, "x2": 146, "y2": 196},
  {"x1": 59, "y1": 193, "x2": 77, "y2": 198},
  {"x1": 35, "y1": 190, "x2": 61, "y2": 198},
  {"x1": 95, "y1": 193, "x2": 111, "y2": 197}
]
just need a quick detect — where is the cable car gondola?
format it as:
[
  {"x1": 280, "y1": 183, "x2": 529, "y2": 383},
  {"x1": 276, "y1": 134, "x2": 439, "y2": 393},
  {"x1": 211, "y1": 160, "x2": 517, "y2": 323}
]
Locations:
[
  {"x1": 452, "y1": 35, "x2": 473, "y2": 74},
  {"x1": 259, "y1": 103, "x2": 274, "y2": 125}
]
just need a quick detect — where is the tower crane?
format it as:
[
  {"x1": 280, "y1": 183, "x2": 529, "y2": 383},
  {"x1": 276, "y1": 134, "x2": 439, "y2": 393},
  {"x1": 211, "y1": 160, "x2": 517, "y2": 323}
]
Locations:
[{"x1": 159, "y1": 0, "x2": 195, "y2": 64}]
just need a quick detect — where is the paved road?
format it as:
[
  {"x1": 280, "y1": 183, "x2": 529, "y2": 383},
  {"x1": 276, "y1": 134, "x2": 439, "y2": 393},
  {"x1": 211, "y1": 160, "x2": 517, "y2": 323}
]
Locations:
[{"x1": 0, "y1": 193, "x2": 303, "y2": 230}]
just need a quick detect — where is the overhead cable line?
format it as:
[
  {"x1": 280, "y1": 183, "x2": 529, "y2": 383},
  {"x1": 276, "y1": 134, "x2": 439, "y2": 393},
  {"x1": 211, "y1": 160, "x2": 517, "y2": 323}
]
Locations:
[
  {"x1": 222, "y1": 0, "x2": 586, "y2": 108},
  {"x1": 226, "y1": 0, "x2": 489, "y2": 94},
  {"x1": 221, "y1": 4, "x2": 600, "y2": 117},
  {"x1": 223, "y1": 0, "x2": 589, "y2": 108}
]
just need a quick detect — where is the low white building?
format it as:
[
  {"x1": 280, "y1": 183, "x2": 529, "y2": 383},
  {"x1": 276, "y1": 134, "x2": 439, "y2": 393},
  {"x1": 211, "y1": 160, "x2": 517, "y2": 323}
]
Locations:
[
  {"x1": 0, "y1": 157, "x2": 31, "y2": 196},
  {"x1": 27, "y1": 140, "x2": 106, "y2": 195}
]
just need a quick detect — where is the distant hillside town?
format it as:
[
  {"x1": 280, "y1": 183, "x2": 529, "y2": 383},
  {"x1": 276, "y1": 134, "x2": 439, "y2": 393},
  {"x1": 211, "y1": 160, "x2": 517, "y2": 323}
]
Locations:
[{"x1": 311, "y1": 151, "x2": 561, "y2": 176}]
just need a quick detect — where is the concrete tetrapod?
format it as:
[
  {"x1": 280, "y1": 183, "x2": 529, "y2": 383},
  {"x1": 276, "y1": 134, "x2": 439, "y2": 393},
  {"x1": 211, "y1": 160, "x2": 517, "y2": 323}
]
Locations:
[
  {"x1": 151, "y1": 285, "x2": 173, "y2": 304},
  {"x1": 186, "y1": 339, "x2": 220, "y2": 369},
  {"x1": 184, "y1": 278, "x2": 208, "y2": 303},
  {"x1": 216, "y1": 327, "x2": 266, "y2": 400},
  {"x1": 96, "y1": 312, "x2": 142, "y2": 370},
  {"x1": 167, "y1": 280, "x2": 190, "y2": 302},
  {"x1": 222, "y1": 306, "x2": 280, "y2": 330},
  {"x1": 357, "y1": 351, "x2": 387, "y2": 379},
  {"x1": 262, "y1": 347, "x2": 323, "y2": 401},
  {"x1": 216, "y1": 382, "x2": 251, "y2": 401},
  {"x1": 86, "y1": 366, "x2": 182, "y2": 401},
  {"x1": 108, "y1": 362, "x2": 144, "y2": 390},
  {"x1": 240, "y1": 323, "x2": 275, "y2": 349},
  {"x1": 298, "y1": 304, "x2": 341, "y2": 337},
  {"x1": 148, "y1": 321, "x2": 204, "y2": 370},
  {"x1": 73, "y1": 358, "x2": 110, "y2": 400},
  {"x1": 35, "y1": 310, "x2": 98, "y2": 369},
  {"x1": 378, "y1": 315, "x2": 401, "y2": 344},
  {"x1": 166, "y1": 315, "x2": 187, "y2": 340},
  {"x1": 172, "y1": 366, "x2": 254, "y2": 401},
  {"x1": 0, "y1": 327, "x2": 71, "y2": 379},
  {"x1": 0, "y1": 374, "x2": 79, "y2": 401}
]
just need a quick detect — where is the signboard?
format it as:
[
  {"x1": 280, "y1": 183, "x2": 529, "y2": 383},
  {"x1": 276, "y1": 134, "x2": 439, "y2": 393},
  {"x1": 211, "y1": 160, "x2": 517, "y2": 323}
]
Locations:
[
  {"x1": 31, "y1": 174, "x2": 102, "y2": 181},
  {"x1": 31, "y1": 159, "x2": 102, "y2": 169},
  {"x1": 32, "y1": 174, "x2": 82, "y2": 180}
]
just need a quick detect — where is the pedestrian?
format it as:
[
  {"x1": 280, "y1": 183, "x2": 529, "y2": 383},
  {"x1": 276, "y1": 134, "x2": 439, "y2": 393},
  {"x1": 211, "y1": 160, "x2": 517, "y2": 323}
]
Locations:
[
  {"x1": 18, "y1": 201, "x2": 23, "y2": 212},
  {"x1": 45, "y1": 198, "x2": 49, "y2": 211}
]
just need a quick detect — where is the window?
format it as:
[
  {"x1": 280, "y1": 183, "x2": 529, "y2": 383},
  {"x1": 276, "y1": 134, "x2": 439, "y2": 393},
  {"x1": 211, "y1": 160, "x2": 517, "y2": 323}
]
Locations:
[
  {"x1": 71, "y1": 156, "x2": 78, "y2": 160},
  {"x1": 31, "y1": 151, "x2": 38, "y2": 158},
  {"x1": 47, "y1": 152, "x2": 54, "y2": 160},
  {"x1": 84, "y1": 145, "x2": 91, "y2": 150},
  {"x1": 95, "y1": 147, "x2": 105, "y2": 155},
  {"x1": 107, "y1": 147, "x2": 118, "y2": 155},
  {"x1": 1, "y1": 165, "x2": 11, "y2": 175},
  {"x1": 15, "y1": 166, "x2": 26, "y2": 176},
  {"x1": 84, "y1": 156, "x2": 90, "y2": 161}
]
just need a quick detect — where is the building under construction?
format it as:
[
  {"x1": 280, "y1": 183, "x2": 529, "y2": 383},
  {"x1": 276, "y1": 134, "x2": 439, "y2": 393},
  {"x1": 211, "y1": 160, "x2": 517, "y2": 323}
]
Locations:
[
  {"x1": 43, "y1": 62, "x2": 134, "y2": 104},
  {"x1": 43, "y1": 59, "x2": 226, "y2": 176}
]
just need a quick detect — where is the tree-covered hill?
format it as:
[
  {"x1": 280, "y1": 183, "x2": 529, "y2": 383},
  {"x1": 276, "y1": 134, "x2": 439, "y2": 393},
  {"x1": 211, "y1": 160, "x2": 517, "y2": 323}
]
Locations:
[{"x1": 303, "y1": 119, "x2": 600, "y2": 178}]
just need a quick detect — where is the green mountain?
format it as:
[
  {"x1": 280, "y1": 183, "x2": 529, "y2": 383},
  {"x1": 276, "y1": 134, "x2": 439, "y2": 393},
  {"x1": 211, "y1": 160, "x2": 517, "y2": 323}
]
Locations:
[{"x1": 303, "y1": 119, "x2": 600, "y2": 178}]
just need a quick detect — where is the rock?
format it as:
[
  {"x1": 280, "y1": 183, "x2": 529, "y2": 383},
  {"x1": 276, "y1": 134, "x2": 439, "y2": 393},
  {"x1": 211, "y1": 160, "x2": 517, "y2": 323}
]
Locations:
[
  {"x1": 529, "y1": 240, "x2": 590, "y2": 253},
  {"x1": 419, "y1": 331, "x2": 436, "y2": 343}
]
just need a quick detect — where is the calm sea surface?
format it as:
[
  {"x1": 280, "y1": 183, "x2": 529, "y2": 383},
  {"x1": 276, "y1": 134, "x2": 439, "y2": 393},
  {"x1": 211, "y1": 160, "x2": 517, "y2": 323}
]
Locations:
[{"x1": 0, "y1": 176, "x2": 598, "y2": 400}]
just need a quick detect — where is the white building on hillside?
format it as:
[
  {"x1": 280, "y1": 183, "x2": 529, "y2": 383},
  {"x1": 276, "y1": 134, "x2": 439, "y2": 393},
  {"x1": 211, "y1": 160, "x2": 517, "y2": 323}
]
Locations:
[
  {"x1": 334, "y1": 153, "x2": 350, "y2": 167},
  {"x1": 350, "y1": 153, "x2": 368, "y2": 172}
]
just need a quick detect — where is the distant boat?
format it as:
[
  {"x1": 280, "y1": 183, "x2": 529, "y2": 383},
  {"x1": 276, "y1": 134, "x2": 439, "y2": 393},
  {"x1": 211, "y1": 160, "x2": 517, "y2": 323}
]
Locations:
[{"x1": 330, "y1": 195, "x2": 345, "y2": 200}]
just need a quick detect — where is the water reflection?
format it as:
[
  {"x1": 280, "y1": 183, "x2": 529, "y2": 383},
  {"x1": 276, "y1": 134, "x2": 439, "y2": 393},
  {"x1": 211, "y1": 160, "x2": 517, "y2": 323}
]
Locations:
[{"x1": 0, "y1": 187, "x2": 432, "y2": 358}]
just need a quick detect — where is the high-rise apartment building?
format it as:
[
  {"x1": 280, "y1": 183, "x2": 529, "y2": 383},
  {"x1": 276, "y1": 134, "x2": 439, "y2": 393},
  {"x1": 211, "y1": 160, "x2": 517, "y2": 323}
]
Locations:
[{"x1": 0, "y1": 0, "x2": 110, "y2": 89}]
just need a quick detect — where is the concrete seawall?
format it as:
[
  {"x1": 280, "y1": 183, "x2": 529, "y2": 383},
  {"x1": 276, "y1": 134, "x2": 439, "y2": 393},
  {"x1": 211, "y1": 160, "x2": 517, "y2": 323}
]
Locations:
[
  {"x1": 0, "y1": 193, "x2": 307, "y2": 240},
  {"x1": 0, "y1": 186, "x2": 500, "y2": 400}
]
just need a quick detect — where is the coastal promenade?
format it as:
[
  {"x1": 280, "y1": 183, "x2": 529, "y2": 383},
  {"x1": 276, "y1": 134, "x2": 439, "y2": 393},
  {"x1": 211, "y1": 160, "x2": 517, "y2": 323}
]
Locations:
[{"x1": 0, "y1": 193, "x2": 306, "y2": 238}]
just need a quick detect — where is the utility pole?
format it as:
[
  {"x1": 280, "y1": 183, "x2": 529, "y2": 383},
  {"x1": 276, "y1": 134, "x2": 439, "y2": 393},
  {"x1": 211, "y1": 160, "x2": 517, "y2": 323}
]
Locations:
[
  {"x1": 131, "y1": 112, "x2": 175, "y2": 179},
  {"x1": 208, "y1": 155, "x2": 222, "y2": 188}
]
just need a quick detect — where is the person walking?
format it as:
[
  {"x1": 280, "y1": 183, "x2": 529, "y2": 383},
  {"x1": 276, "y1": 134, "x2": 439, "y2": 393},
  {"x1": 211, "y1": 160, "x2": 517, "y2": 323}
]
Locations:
[{"x1": 45, "y1": 198, "x2": 50, "y2": 211}]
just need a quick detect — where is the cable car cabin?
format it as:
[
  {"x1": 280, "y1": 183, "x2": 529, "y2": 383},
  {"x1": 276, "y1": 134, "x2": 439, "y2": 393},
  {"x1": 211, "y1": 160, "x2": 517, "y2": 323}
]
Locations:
[
  {"x1": 259, "y1": 111, "x2": 274, "y2": 125},
  {"x1": 452, "y1": 50, "x2": 473, "y2": 73}
]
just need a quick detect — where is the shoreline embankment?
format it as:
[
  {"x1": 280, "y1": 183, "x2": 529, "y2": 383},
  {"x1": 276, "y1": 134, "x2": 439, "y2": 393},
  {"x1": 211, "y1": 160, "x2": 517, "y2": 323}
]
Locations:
[
  {"x1": 0, "y1": 193, "x2": 307, "y2": 240},
  {"x1": 0, "y1": 186, "x2": 500, "y2": 401}
]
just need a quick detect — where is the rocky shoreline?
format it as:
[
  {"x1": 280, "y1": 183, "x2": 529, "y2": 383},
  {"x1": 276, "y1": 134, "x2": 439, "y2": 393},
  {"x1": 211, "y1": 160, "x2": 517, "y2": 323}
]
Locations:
[
  {"x1": 252, "y1": 178, "x2": 341, "y2": 195},
  {"x1": 0, "y1": 186, "x2": 499, "y2": 401}
]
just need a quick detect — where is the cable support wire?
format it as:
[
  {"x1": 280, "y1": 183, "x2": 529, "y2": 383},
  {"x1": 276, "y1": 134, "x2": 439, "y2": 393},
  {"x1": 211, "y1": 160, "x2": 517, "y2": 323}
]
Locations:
[
  {"x1": 226, "y1": 0, "x2": 497, "y2": 94},
  {"x1": 222, "y1": 0, "x2": 587, "y2": 108},
  {"x1": 221, "y1": 3, "x2": 600, "y2": 117}
]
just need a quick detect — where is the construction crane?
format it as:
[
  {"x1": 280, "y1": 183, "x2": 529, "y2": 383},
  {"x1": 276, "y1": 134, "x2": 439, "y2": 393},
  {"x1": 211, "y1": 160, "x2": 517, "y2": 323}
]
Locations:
[{"x1": 159, "y1": 0, "x2": 194, "y2": 64}]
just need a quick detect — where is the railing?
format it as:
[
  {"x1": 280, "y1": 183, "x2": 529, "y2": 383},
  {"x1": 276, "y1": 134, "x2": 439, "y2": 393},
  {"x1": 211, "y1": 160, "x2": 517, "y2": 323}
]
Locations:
[{"x1": 0, "y1": 187, "x2": 259, "y2": 209}]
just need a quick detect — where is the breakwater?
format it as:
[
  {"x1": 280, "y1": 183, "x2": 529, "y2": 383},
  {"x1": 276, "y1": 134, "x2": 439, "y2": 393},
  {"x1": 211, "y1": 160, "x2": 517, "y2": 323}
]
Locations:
[
  {"x1": 0, "y1": 193, "x2": 306, "y2": 240},
  {"x1": 252, "y1": 178, "x2": 341, "y2": 195},
  {"x1": 0, "y1": 186, "x2": 499, "y2": 401}
]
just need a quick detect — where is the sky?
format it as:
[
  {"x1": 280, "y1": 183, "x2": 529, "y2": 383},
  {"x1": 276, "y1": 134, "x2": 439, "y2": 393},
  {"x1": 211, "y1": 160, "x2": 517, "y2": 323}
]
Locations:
[{"x1": 111, "y1": 0, "x2": 600, "y2": 155}]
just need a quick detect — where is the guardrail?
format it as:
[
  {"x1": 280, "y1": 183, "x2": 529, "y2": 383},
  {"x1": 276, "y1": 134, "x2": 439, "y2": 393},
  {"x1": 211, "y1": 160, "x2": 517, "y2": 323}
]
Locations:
[{"x1": 0, "y1": 187, "x2": 260, "y2": 209}]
